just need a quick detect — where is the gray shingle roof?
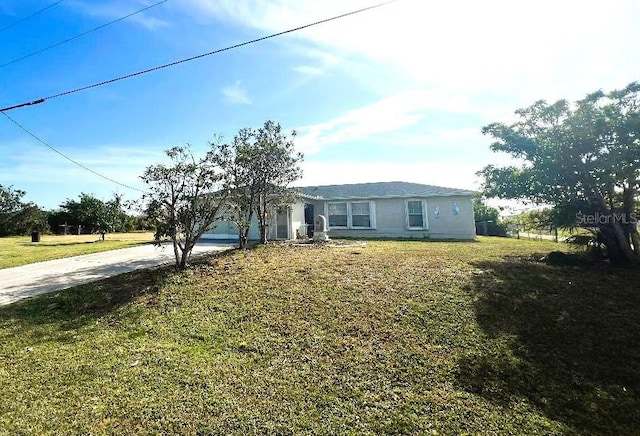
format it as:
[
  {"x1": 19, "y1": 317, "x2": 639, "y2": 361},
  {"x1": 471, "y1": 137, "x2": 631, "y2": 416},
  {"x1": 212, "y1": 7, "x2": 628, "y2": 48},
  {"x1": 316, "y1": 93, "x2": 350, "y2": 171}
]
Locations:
[{"x1": 296, "y1": 181, "x2": 476, "y2": 200}]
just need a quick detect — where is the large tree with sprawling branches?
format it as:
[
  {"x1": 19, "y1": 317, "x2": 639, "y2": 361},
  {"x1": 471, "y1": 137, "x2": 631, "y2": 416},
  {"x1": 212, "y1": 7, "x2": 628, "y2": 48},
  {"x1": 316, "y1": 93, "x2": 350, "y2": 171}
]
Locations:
[{"x1": 479, "y1": 83, "x2": 640, "y2": 265}]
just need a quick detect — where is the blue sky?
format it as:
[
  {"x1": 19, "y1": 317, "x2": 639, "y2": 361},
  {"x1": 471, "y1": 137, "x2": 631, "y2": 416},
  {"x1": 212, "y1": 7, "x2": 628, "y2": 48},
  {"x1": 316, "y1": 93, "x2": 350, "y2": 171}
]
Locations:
[{"x1": 1, "y1": 0, "x2": 638, "y2": 210}]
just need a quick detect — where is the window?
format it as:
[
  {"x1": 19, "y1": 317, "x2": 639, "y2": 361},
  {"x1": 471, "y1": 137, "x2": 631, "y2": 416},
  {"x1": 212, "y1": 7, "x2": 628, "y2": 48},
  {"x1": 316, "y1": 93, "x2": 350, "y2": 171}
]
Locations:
[
  {"x1": 407, "y1": 200, "x2": 427, "y2": 229},
  {"x1": 351, "y1": 202, "x2": 371, "y2": 228},
  {"x1": 326, "y1": 201, "x2": 376, "y2": 229},
  {"x1": 328, "y1": 202, "x2": 347, "y2": 227}
]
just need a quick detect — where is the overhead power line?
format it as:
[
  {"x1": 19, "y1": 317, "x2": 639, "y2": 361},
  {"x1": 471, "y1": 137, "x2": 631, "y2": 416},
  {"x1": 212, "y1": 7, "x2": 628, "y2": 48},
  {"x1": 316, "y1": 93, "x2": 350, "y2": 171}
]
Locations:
[
  {"x1": 0, "y1": 111, "x2": 145, "y2": 193},
  {"x1": 0, "y1": 0, "x2": 397, "y2": 112},
  {"x1": 0, "y1": 0, "x2": 169, "y2": 70},
  {"x1": 0, "y1": 0, "x2": 65, "y2": 33}
]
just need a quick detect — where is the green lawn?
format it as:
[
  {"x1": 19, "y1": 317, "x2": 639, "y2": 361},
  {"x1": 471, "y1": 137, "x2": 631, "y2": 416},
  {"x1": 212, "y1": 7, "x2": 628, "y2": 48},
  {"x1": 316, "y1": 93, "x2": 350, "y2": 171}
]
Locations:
[
  {"x1": 0, "y1": 232, "x2": 155, "y2": 269},
  {"x1": 0, "y1": 238, "x2": 638, "y2": 434}
]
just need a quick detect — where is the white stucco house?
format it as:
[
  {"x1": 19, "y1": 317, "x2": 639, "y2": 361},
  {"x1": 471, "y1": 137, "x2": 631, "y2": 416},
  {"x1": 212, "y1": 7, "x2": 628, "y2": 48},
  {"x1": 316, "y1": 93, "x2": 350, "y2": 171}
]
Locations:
[{"x1": 201, "y1": 181, "x2": 477, "y2": 241}]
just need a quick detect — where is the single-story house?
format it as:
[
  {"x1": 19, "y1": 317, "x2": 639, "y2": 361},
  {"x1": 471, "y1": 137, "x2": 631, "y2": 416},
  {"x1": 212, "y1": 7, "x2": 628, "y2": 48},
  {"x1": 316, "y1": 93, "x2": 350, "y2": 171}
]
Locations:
[{"x1": 202, "y1": 181, "x2": 476, "y2": 241}]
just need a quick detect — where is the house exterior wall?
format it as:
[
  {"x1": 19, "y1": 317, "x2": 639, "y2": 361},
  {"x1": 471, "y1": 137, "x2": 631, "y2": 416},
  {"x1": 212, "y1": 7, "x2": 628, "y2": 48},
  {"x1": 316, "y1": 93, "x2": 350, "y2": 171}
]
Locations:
[
  {"x1": 202, "y1": 196, "x2": 475, "y2": 241},
  {"x1": 291, "y1": 202, "x2": 306, "y2": 239},
  {"x1": 311, "y1": 196, "x2": 475, "y2": 240},
  {"x1": 201, "y1": 214, "x2": 261, "y2": 240},
  {"x1": 424, "y1": 196, "x2": 475, "y2": 239},
  {"x1": 264, "y1": 202, "x2": 305, "y2": 240},
  {"x1": 202, "y1": 203, "x2": 304, "y2": 241}
]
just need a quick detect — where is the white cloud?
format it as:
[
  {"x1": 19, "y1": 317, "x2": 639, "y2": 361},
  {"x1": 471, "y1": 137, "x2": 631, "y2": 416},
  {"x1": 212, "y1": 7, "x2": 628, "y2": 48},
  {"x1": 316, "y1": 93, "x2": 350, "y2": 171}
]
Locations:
[
  {"x1": 297, "y1": 149, "x2": 521, "y2": 193},
  {"x1": 221, "y1": 81, "x2": 252, "y2": 105},
  {"x1": 1, "y1": 144, "x2": 163, "y2": 205},
  {"x1": 294, "y1": 89, "x2": 489, "y2": 154},
  {"x1": 292, "y1": 65, "x2": 324, "y2": 76},
  {"x1": 365, "y1": 127, "x2": 488, "y2": 151},
  {"x1": 297, "y1": 161, "x2": 483, "y2": 191},
  {"x1": 290, "y1": 47, "x2": 341, "y2": 76},
  {"x1": 66, "y1": 0, "x2": 171, "y2": 30},
  {"x1": 181, "y1": 0, "x2": 640, "y2": 101},
  {"x1": 179, "y1": 0, "x2": 640, "y2": 169}
]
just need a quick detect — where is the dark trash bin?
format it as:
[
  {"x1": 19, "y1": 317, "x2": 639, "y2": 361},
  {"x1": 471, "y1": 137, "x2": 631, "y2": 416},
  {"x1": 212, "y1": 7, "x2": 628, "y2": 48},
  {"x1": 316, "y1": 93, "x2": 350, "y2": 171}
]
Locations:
[{"x1": 31, "y1": 231, "x2": 40, "y2": 243}]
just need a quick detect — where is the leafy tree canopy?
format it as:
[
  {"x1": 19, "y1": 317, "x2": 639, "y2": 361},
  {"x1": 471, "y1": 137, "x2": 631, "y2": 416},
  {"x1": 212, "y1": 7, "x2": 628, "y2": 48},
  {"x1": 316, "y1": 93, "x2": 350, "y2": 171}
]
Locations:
[
  {"x1": 214, "y1": 120, "x2": 303, "y2": 247},
  {"x1": 141, "y1": 144, "x2": 228, "y2": 269},
  {"x1": 58, "y1": 193, "x2": 128, "y2": 233},
  {"x1": 479, "y1": 83, "x2": 640, "y2": 264},
  {"x1": 473, "y1": 195, "x2": 507, "y2": 236},
  {"x1": 0, "y1": 185, "x2": 48, "y2": 236}
]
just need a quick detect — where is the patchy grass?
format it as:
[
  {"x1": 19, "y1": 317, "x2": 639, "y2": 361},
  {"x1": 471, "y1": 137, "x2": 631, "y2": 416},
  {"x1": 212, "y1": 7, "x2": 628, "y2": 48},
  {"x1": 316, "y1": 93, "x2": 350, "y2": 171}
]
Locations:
[
  {"x1": 0, "y1": 232, "x2": 154, "y2": 269},
  {"x1": 0, "y1": 237, "x2": 638, "y2": 434}
]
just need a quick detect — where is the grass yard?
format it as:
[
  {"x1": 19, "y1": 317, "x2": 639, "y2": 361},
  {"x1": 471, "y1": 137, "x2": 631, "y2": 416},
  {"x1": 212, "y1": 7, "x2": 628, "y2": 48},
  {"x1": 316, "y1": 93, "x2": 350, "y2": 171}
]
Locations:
[
  {"x1": 0, "y1": 232, "x2": 155, "y2": 269},
  {"x1": 0, "y1": 237, "x2": 638, "y2": 434}
]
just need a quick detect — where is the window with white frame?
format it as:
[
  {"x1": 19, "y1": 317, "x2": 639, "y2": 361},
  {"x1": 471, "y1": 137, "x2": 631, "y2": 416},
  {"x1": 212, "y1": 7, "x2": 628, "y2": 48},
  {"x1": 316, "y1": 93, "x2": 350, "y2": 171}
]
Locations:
[
  {"x1": 326, "y1": 201, "x2": 376, "y2": 229},
  {"x1": 327, "y1": 202, "x2": 348, "y2": 227},
  {"x1": 406, "y1": 200, "x2": 427, "y2": 229},
  {"x1": 351, "y1": 202, "x2": 371, "y2": 228}
]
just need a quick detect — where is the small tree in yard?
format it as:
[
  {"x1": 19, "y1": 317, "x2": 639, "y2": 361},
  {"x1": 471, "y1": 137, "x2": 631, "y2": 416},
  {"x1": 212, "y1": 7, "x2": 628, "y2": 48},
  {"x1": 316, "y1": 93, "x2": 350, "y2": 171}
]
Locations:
[
  {"x1": 479, "y1": 82, "x2": 640, "y2": 265},
  {"x1": 0, "y1": 185, "x2": 48, "y2": 236},
  {"x1": 215, "y1": 121, "x2": 303, "y2": 247},
  {"x1": 0, "y1": 185, "x2": 25, "y2": 236},
  {"x1": 59, "y1": 193, "x2": 128, "y2": 234},
  {"x1": 473, "y1": 195, "x2": 507, "y2": 236},
  {"x1": 141, "y1": 144, "x2": 228, "y2": 269},
  {"x1": 253, "y1": 121, "x2": 303, "y2": 244},
  {"x1": 214, "y1": 128, "x2": 259, "y2": 249}
]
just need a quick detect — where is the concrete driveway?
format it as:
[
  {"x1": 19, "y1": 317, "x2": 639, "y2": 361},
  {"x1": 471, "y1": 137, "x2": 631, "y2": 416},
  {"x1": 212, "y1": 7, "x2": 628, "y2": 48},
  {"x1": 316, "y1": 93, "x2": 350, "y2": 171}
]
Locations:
[{"x1": 0, "y1": 241, "x2": 234, "y2": 307}]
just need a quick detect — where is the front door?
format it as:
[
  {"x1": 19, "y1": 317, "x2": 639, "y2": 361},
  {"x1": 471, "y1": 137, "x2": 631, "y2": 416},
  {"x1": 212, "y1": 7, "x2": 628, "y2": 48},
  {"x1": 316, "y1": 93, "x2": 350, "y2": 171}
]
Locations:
[
  {"x1": 276, "y1": 208, "x2": 289, "y2": 239},
  {"x1": 304, "y1": 203, "x2": 314, "y2": 237}
]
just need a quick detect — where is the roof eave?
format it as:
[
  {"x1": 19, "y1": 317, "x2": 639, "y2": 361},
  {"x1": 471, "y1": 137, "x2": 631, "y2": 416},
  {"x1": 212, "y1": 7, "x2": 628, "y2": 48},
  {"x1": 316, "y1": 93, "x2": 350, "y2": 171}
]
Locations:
[{"x1": 297, "y1": 192, "x2": 477, "y2": 201}]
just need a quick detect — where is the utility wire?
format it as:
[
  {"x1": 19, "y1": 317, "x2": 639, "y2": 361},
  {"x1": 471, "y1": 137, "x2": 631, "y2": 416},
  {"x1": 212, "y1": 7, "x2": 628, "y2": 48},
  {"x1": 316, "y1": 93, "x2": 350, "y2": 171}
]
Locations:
[
  {"x1": 0, "y1": 0, "x2": 396, "y2": 187},
  {"x1": 0, "y1": 110, "x2": 145, "y2": 193},
  {"x1": 0, "y1": 0, "x2": 169, "y2": 70},
  {"x1": 0, "y1": 0, "x2": 397, "y2": 112},
  {"x1": 0, "y1": 0, "x2": 65, "y2": 33}
]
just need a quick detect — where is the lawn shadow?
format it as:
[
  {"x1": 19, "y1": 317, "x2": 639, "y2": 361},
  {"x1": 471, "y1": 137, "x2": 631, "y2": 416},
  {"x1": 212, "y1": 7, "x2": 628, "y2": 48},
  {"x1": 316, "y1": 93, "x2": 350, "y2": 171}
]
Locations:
[
  {"x1": 21, "y1": 240, "x2": 153, "y2": 248},
  {"x1": 456, "y1": 256, "x2": 640, "y2": 434},
  {"x1": 0, "y1": 265, "x2": 177, "y2": 339},
  {"x1": 19, "y1": 241, "x2": 100, "y2": 247},
  {"x1": 334, "y1": 236, "x2": 481, "y2": 243},
  {"x1": 0, "y1": 247, "x2": 238, "y2": 339}
]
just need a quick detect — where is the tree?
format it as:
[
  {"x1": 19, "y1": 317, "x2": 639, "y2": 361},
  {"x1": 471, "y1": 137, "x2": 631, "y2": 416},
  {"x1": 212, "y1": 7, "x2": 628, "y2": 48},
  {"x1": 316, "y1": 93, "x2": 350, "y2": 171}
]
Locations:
[
  {"x1": 58, "y1": 193, "x2": 129, "y2": 234},
  {"x1": 12, "y1": 204, "x2": 49, "y2": 235},
  {"x1": 214, "y1": 121, "x2": 303, "y2": 247},
  {"x1": 104, "y1": 193, "x2": 129, "y2": 233},
  {"x1": 0, "y1": 185, "x2": 26, "y2": 236},
  {"x1": 214, "y1": 129, "x2": 259, "y2": 249},
  {"x1": 479, "y1": 83, "x2": 640, "y2": 264},
  {"x1": 473, "y1": 195, "x2": 507, "y2": 236},
  {"x1": 141, "y1": 144, "x2": 229, "y2": 269},
  {"x1": 0, "y1": 185, "x2": 48, "y2": 236},
  {"x1": 252, "y1": 121, "x2": 303, "y2": 244}
]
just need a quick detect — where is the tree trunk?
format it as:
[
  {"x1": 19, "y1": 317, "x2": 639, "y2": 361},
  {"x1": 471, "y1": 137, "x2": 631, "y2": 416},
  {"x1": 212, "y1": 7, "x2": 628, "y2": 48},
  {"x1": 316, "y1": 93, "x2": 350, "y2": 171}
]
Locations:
[
  {"x1": 622, "y1": 185, "x2": 640, "y2": 262},
  {"x1": 599, "y1": 223, "x2": 640, "y2": 265},
  {"x1": 238, "y1": 209, "x2": 253, "y2": 249},
  {"x1": 238, "y1": 230, "x2": 248, "y2": 249},
  {"x1": 179, "y1": 250, "x2": 189, "y2": 269},
  {"x1": 172, "y1": 238, "x2": 181, "y2": 268},
  {"x1": 630, "y1": 228, "x2": 640, "y2": 261},
  {"x1": 178, "y1": 240, "x2": 194, "y2": 269},
  {"x1": 590, "y1": 190, "x2": 639, "y2": 266},
  {"x1": 258, "y1": 197, "x2": 268, "y2": 244}
]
